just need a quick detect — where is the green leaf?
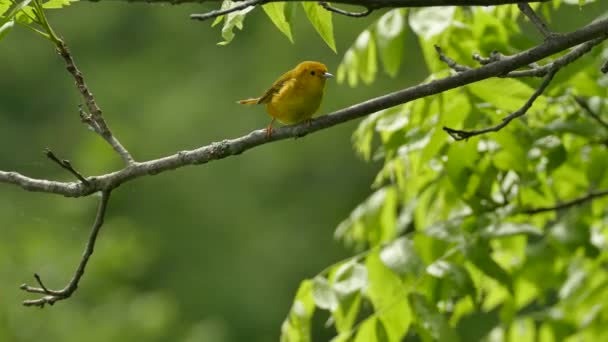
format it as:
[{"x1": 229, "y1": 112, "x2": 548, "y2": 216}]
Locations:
[
  {"x1": 281, "y1": 280, "x2": 315, "y2": 342},
  {"x1": 0, "y1": 19, "x2": 13, "y2": 40},
  {"x1": 446, "y1": 140, "x2": 477, "y2": 194},
  {"x1": 375, "y1": 318, "x2": 390, "y2": 342},
  {"x1": 354, "y1": 30, "x2": 377, "y2": 84},
  {"x1": 408, "y1": 7, "x2": 455, "y2": 40},
  {"x1": 301, "y1": 2, "x2": 336, "y2": 53},
  {"x1": 586, "y1": 147, "x2": 608, "y2": 187},
  {"x1": 1, "y1": 0, "x2": 32, "y2": 19},
  {"x1": 332, "y1": 262, "x2": 368, "y2": 295},
  {"x1": 480, "y1": 222, "x2": 542, "y2": 239},
  {"x1": 335, "y1": 186, "x2": 398, "y2": 249},
  {"x1": 468, "y1": 78, "x2": 546, "y2": 113},
  {"x1": 366, "y1": 252, "x2": 412, "y2": 341},
  {"x1": 215, "y1": 0, "x2": 254, "y2": 46},
  {"x1": 42, "y1": 0, "x2": 77, "y2": 9},
  {"x1": 376, "y1": 9, "x2": 406, "y2": 77},
  {"x1": 379, "y1": 237, "x2": 424, "y2": 277},
  {"x1": 408, "y1": 293, "x2": 460, "y2": 342},
  {"x1": 426, "y1": 260, "x2": 476, "y2": 299},
  {"x1": 558, "y1": 267, "x2": 586, "y2": 300},
  {"x1": 424, "y1": 217, "x2": 466, "y2": 243},
  {"x1": 455, "y1": 308, "x2": 500, "y2": 342},
  {"x1": 332, "y1": 292, "x2": 362, "y2": 335},
  {"x1": 262, "y1": 2, "x2": 294, "y2": 43},
  {"x1": 464, "y1": 241, "x2": 514, "y2": 294},
  {"x1": 312, "y1": 276, "x2": 339, "y2": 312}
]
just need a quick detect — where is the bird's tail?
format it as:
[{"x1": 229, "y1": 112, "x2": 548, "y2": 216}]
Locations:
[{"x1": 237, "y1": 98, "x2": 260, "y2": 105}]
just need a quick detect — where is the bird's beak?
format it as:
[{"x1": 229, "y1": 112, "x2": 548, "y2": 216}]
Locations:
[{"x1": 322, "y1": 72, "x2": 334, "y2": 78}]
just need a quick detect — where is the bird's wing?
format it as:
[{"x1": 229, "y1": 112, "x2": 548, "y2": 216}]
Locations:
[{"x1": 257, "y1": 71, "x2": 296, "y2": 104}]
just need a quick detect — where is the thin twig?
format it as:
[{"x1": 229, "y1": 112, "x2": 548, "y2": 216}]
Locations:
[
  {"x1": 505, "y1": 37, "x2": 605, "y2": 78},
  {"x1": 44, "y1": 148, "x2": 89, "y2": 185},
  {"x1": 96, "y1": 0, "x2": 553, "y2": 6},
  {"x1": 20, "y1": 191, "x2": 112, "y2": 307},
  {"x1": 520, "y1": 189, "x2": 608, "y2": 215},
  {"x1": 55, "y1": 41, "x2": 136, "y2": 166},
  {"x1": 318, "y1": 2, "x2": 374, "y2": 17},
  {"x1": 573, "y1": 96, "x2": 608, "y2": 131},
  {"x1": 434, "y1": 45, "x2": 472, "y2": 72},
  {"x1": 517, "y1": 3, "x2": 554, "y2": 39},
  {"x1": 190, "y1": 0, "x2": 264, "y2": 21},
  {"x1": 443, "y1": 68, "x2": 558, "y2": 140},
  {"x1": 1, "y1": 17, "x2": 608, "y2": 198}
]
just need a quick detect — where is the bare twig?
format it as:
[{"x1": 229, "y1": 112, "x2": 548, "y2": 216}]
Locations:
[
  {"x1": 443, "y1": 68, "x2": 558, "y2": 140},
  {"x1": 55, "y1": 41, "x2": 135, "y2": 166},
  {"x1": 318, "y1": 2, "x2": 374, "y2": 17},
  {"x1": 1, "y1": 16, "x2": 607, "y2": 198},
  {"x1": 187, "y1": 0, "x2": 551, "y2": 21},
  {"x1": 434, "y1": 45, "x2": 472, "y2": 72},
  {"x1": 574, "y1": 96, "x2": 608, "y2": 131},
  {"x1": 44, "y1": 148, "x2": 89, "y2": 185},
  {"x1": 506, "y1": 37, "x2": 605, "y2": 78},
  {"x1": 107, "y1": 0, "x2": 552, "y2": 6},
  {"x1": 517, "y1": 3, "x2": 554, "y2": 39},
  {"x1": 190, "y1": 0, "x2": 264, "y2": 21},
  {"x1": 520, "y1": 189, "x2": 608, "y2": 215},
  {"x1": 20, "y1": 191, "x2": 111, "y2": 307}
]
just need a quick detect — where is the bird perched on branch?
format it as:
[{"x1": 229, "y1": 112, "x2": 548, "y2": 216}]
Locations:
[{"x1": 238, "y1": 61, "x2": 334, "y2": 137}]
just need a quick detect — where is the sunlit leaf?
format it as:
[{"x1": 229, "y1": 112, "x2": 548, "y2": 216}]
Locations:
[
  {"x1": 43, "y1": 0, "x2": 77, "y2": 9},
  {"x1": 481, "y1": 222, "x2": 542, "y2": 239},
  {"x1": 379, "y1": 237, "x2": 424, "y2": 277},
  {"x1": 426, "y1": 260, "x2": 476, "y2": 298},
  {"x1": 262, "y1": 2, "x2": 294, "y2": 43},
  {"x1": 366, "y1": 252, "x2": 411, "y2": 341},
  {"x1": 215, "y1": 0, "x2": 254, "y2": 46},
  {"x1": 312, "y1": 276, "x2": 339, "y2": 312},
  {"x1": 376, "y1": 9, "x2": 406, "y2": 77},
  {"x1": 332, "y1": 262, "x2": 368, "y2": 295},
  {"x1": 0, "y1": 19, "x2": 13, "y2": 40},
  {"x1": 408, "y1": 7, "x2": 455, "y2": 40},
  {"x1": 281, "y1": 280, "x2": 315, "y2": 342},
  {"x1": 301, "y1": 2, "x2": 336, "y2": 52}
]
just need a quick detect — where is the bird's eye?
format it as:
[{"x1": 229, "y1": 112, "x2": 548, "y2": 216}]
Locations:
[{"x1": 310, "y1": 71, "x2": 316, "y2": 76}]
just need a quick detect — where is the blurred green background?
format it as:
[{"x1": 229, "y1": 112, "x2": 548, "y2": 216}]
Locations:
[{"x1": 0, "y1": 2, "x2": 428, "y2": 341}]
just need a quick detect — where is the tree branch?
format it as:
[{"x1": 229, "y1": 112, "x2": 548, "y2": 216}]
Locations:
[
  {"x1": 318, "y1": 2, "x2": 374, "y2": 17},
  {"x1": 20, "y1": 191, "x2": 112, "y2": 307},
  {"x1": 56, "y1": 41, "x2": 136, "y2": 166},
  {"x1": 44, "y1": 148, "x2": 89, "y2": 185},
  {"x1": 187, "y1": 0, "x2": 550, "y2": 21},
  {"x1": 439, "y1": 36, "x2": 605, "y2": 78},
  {"x1": 1, "y1": 16, "x2": 607, "y2": 198},
  {"x1": 517, "y1": 3, "x2": 554, "y2": 39},
  {"x1": 190, "y1": 0, "x2": 263, "y2": 21},
  {"x1": 443, "y1": 68, "x2": 558, "y2": 140},
  {"x1": 519, "y1": 189, "x2": 608, "y2": 215},
  {"x1": 119, "y1": 0, "x2": 551, "y2": 6}
]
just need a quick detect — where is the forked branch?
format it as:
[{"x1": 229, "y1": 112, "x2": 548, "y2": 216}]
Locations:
[
  {"x1": 443, "y1": 68, "x2": 557, "y2": 140},
  {"x1": 520, "y1": 189, "x2": 608, "y2": 215},
  {"x1": 20, "y1": 191, "x2": 112, "y2": 307}
]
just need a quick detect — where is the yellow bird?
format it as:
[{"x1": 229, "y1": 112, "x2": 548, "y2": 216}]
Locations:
[{"x1": 239, "y1": 61, "x2": 333, "y2": 137}]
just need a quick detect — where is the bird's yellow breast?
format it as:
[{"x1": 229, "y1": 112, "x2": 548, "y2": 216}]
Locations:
[{"x1": 266, "y1": 77, "x2": 325, "y2": 125}]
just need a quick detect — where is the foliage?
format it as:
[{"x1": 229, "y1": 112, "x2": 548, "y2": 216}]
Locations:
[
  {"x1": 2, "y1": 1, "x2": 608, "y2": 342},
  {"x1": 278, "y1": 3, "x2": 608, "y2": 342}
]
